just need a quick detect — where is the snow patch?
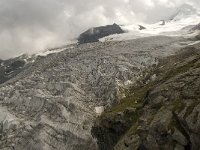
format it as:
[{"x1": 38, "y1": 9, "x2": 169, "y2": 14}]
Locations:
[
  {"x1": 35, "y1": 48, "x2": 67, "y2": 57},
  {"x1": 95, "y1": 106, "x2": 104, "y2": 116},
  {"x1": 0, "y1": 107, "x2": 20, "y2": 130},
  {"x1": 188, "y1": 40, "x2": 200, "y2": 46}
]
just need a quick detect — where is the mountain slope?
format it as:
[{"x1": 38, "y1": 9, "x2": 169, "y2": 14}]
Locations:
[
  {"x1": 0, "y1": 35, "x2": 187, "y2": 150},
  {"x1": 93, "y1": 44, "x2": 200, "y2": 150}
]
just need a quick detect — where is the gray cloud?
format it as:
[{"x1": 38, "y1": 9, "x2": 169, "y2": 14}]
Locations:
[{"x1": 0, "y1": 0, "x2": 199, "y2": 59}]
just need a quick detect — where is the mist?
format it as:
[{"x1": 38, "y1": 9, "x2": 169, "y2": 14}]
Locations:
[{"x1": 0, "y1": 0, "x2": 200, "y2": 59}]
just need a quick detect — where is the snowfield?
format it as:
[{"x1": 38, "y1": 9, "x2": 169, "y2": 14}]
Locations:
[{"x1": 100, "y1": 4, "x2": 200, "y2": 42}]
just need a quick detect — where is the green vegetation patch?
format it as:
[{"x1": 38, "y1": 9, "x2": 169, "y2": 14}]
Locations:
[
  {"x1": 172, "y1": 97, "x2": 186, "y2": 113},
  {"x1": 107, "y1": 85, "x2": 151, "y2": 115},
  {"x1": 164, "y1": 57, "x2": 199, "y2": 80},
  {"x1": 184, "y1": 100, "x2": 200, "y2": 119}
]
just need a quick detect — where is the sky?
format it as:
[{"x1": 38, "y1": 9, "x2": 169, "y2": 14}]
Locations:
[{"x1": 0, "y1": 0, "x2": 200, "y2": 59}]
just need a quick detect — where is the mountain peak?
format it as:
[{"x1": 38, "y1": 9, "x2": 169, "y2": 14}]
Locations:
[{"x1": 170, "y1": 4, "x2": 199, "y2": 21}]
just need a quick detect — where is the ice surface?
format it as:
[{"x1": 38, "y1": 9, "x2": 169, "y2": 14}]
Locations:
[{"x1": 100, "y1": 6, "x2": 200, "y2": 42}]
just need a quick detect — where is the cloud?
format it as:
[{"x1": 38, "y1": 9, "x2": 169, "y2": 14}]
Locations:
[{"x1": 0, "y1": 0, "x2": 199, "y2": 59}]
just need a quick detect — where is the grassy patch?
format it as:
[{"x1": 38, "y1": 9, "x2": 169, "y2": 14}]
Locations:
[
  {"x1": 184, "y1": 101, "x2": 200, "y2": 119},
  {"x1": 172, "y1": 97, "x2": 186, "y2": 113},
  {"x1": 164, "y1": 58, "x2": 198, "y2": 80},
  {"x1": 127, "y1": 122, "x2": 139, "y2": 135},
  {"x1": 107, "y1": 85, "x2": 151, "y2": 115}
]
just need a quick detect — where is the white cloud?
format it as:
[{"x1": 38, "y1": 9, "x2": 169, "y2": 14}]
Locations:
[
  {"x1": 0, "y1": 0, "x2": 199, "y2": 59},
  {"x1": 145, "y1": 0, "x2": 155, "y2": 8}
]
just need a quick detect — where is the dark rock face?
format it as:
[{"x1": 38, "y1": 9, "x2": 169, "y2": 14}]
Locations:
[
  {"x1": 93, "y1": 48, "x2": 200, "y2": 150},
  {"x1": 191, "y1": 23, "x2": 200, "y2": 31},
  {"x1": 5, "y1": 60, "x2": 25, "y2": 73},
  {"x1": 77, "y1": 23, "x2": 124, "y2": 44},
  {"x1": 0, "y1": 55, "x2": 34, "y2": 84},
  {"x1": 160, "y1": 20, "x2": 166, "y2": 25},
  {"x1": 138, "y1": 25, "x2": 146, "y2": 30},
  {"x1": 92, "y1": 109, "x2": 135, "y2": 150}
]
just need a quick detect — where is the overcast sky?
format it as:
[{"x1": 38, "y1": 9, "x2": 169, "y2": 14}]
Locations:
[{"x1": 0, "y1": 0, "x2": 200, "y2": 59}]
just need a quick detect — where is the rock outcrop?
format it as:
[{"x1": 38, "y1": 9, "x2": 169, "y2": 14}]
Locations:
[
  {"x1": 160, "y1": 20, "x2": 166, "y2": 25},
  {"x1": 192, "y1": 23, "x2": 200, "y2": 31},
  {"x1": 138, "y1": 25, "x2": 146, "y2": 30},
  {"x1": 77, "y1": 23, "x2": 124, "y2": 44},
  {"x1": 0, "y1": 55, "x2": 35, "y2": 84}
]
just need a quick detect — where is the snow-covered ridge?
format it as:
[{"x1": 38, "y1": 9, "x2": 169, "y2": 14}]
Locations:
[
  {"x1": 100, "y1": 4, "x2": 200, "y2": 42},
  {"x1": 170, "y1": 3, "x2": 200, "y2": 21}
]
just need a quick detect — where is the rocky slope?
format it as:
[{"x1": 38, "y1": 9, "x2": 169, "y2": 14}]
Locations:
[
  {"x1": 92, "y1": 42, "x2": 200, "y2": 150},
  {"x1": 0, "y1": 34, "x2": 191, "y2": 150}
]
